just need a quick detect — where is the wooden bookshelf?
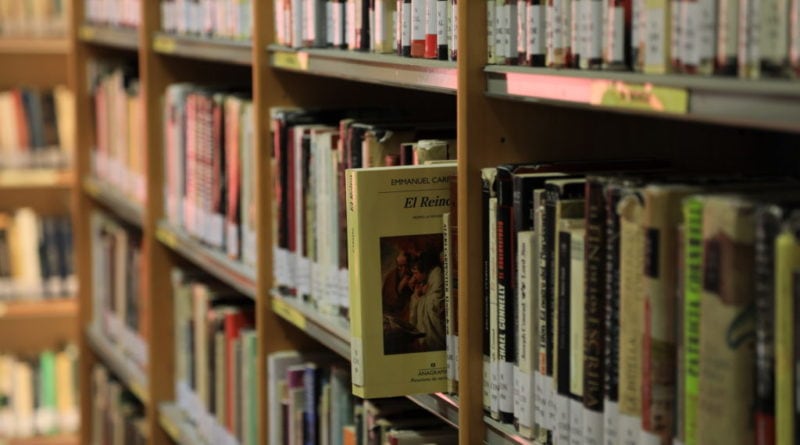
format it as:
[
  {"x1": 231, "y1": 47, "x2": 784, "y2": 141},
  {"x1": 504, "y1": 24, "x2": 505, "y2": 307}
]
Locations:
[
  {"x1": 156, "y1": 221, "x2": 257, "y2": 298},
  {"x1": 78, "y1": 24, "x2": 139, "y2": 50},
  {"x1": 62, "y1": 0, "x2": 800, "y2": 444},
  {"x1": 269, "y1": 45, "x2": 458, "y2": 93},
  {"x1": 0, "y1": 299, "x2": 77, "y2": 354},
  {"x1": 85, "y1": 325, "x2": 149, "y2": 403},
  {"x1": 153, "y1": 33, "x2": 252, "y2": 65},
  {"x1": 82, "y1": 176, "x2": 144, "y2": 228},
  {"x1": 0, "y1": 169, "x2": 72, "y2": 189}
]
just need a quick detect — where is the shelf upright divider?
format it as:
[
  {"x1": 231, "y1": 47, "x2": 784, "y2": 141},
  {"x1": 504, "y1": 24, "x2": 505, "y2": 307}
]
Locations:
[
  {"x1": 67, "y1": 0, "x2": 99, "y2": 443},
  {"x1": 456, "y1": 0, "x2": 492, "y2": 441},
  {"x1": 139, "y1": 1, "x2": 176, "y2": 445},
  {"x1": 252, "y1": 2, "x2": 319, "y2": 443}
]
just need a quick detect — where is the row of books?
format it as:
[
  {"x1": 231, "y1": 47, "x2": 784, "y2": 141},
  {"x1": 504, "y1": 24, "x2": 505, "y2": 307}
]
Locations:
[
  {"x1": 267, "y1": 351, "x2": 459, "y2": 445},
  {"x1": 478, "y1": 163, "x2": 800, "y2": 445},
  {"x1": 270, "y1": 107, "x2": 455, "y2": 323},
  {"x1": 0, "y1": 208, "x2": 75, "y2": 300},
  {"x1": 91, "y1": 365, "x2": 148, "y2": 445},
  {"x1": 91, "y1": 63, "x2": 146, "y2": 206},
  {"x1": 0, "y1": 86, "x2": 73, "y2": 170},
  {"x1": 274, "y1": 0, "x2": 458, "y2": 60},
  {"x1": 84, "y1": 0, "x2": 141, "y2": 28},
  {"x1": 160, "y1": 0, "x2": 253, "y2": 41},
  {"x1": 172, "y1": 268, "x2": 256, "y2": 445},
  {"x1": 91, "y1": 211, "x2": 147, "y2": 371},
  {"x1": 0, "y1": 0, "x2": 67, "y2": 38},
  {"x1": 163, "y1": 83, "x2": 256, "y2": 267},
  {"x1": 487, "y1": 0, "x2": 800, "y2": 78},
  {"x1": 0, "y1": 345, "x2": 79, "y2": 439}
]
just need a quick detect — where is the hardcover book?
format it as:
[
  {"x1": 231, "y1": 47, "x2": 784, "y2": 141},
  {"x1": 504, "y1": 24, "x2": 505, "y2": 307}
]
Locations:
[{"x1": 347, "y1": 164, "x2": 456, "y2": 398}]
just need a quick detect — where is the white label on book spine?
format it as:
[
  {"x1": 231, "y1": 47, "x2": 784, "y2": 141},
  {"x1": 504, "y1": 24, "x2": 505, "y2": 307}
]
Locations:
[
  {"x1": 545, "y1": 375, "x2": 558, "y2": 430},
  {"x1": 529, "y1": 4, "x2": 543, "y2": 53},
  {"x1": 534, "y1": 371, "x2": 546, "y2": 426},
  {"x1": 500, "y1": 362, "x2": 514, "y2": 413},
  {"x1": 588, "y1": 0, "x2": 602, "y2": 58},
  {"x1": 640, "y1": 429, "x2": 661, "y2": 445},
  {"x1": 518, "y1": 369, "x2": 534, "y2": 429},
  {"x1": 412, "y1": 0, "x2": 425, "y2": 39},
  {"x1": 226, "y1": 223, "x2": 240, "y2": 259},
  {"x1": 570, "y1": 399, "x2": 584, "y2": 445},
  {"x1": 698, "y1": 0, "x2": 715, "y2": 58},
  {"x1": 683, "y1": 2, "x2": 700, "y2": 65},
  {"x1": 603, "y1": 400, "x2": 619, "y2": 445},
  {"x1": 483, "y1": 358, "x2": 491, "y2": 409},
  {"x1": 584, "y1": 408, "x2": 604, "y2": 445},
  {"x1": 518, "y1": 1, "x2": 528, "y2": 54},
  {"x1": 402, "y1": 1, "x2": 412, "y2": 45},
  {"x1": 619, "y1": 413, "x2": 641, "y2": 445},
  {"x1": 491, "y1": 359, "x2": 500, "y2": 414},
  {"x1": 644, "y1": 7, "x2": 666, "y2": 67},
  {"x1": 437, "y1": 0, "x2": 447, "y2": 45},
  {"x1": 351, "y1": 336, "x2": 364, "y2": 385},
  {"x1": 488, "y1": 0, "x2": 496, "y2": 61},
  {"x1": 556, "y1": 395, "x2": 571, "y2": 444},
  {"x1": 514, "y1": 365, "x2": 522, "y2": 419}
]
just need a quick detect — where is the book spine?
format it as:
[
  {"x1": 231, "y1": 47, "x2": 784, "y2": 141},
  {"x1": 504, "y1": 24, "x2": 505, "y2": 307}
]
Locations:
[
  {"x1": 642, "y1": 0, "x2": 670, "y2": 73},
  {"x1": 482, "y1": 169, "x2": 496, "y2": 414},
  {"x1": 753, "y1": 206, "x2": 780, "y2": 445},
  {"x1": 715, "y1": 0, "x2": 738, "y2": 74},
  {"x1": 345, "y1": 169, "x2": 366, "y2": 397},
  {"x1": 617, "y1": 192, "x2": 644, "y2": 445},
  {"x1": 602, "y1": 184, "x2": 623, "y2": 445},
  {"x1": 697, "y1": 197, "x2": 756, "y2": 445},
  {"x1": 402, "y1": 0, "x2": 412, "y2": 55},
  {"x1": 681, "y1": 196, "x2": 703, "y2": 445},
  {"x1": 583, "y1": 178, "x2": 606, "y2": 445},
  {"x1": 556, "y1": 228, "x2": 572, "y2": 444},
  {"x1": 568, "y1": 225, "x2": 585, "y2": 445},
  {"x1": 775, "y1": 224, "x2": 799, "y2": 445},
  {"x1": 517, "y1": 230, "x2": 537, "y2": 438},
  {"x1": 489, "y1": 196, "x2": 501, "y2": 419},
  {"x1": 534, "y1": 189, "x2": 552, "y2": 443},
  {"x1": 436, "y1": 0, "x2": 448, "y2": 59},
  {"x1": 443, "y1": 212, "x2": 455, "y2": 394},
  {"x1": 424, "y1": 0, "x2": 438, "y2": 57},
  {"x1": 487, "y1": 0, "x2": 497, "y2": 63},
  {"x1": 450, "y1": 0, "x2": 458, "y2": 60},
  {"x1": 517, "y1": 0, "x2": 527, "y2": 63},
  {"x1": 497, "y1": 171, "x2": 515, "y2": 423},
  {"x1": 527, "y1": 0, "x2": 545, "y2": 65}
]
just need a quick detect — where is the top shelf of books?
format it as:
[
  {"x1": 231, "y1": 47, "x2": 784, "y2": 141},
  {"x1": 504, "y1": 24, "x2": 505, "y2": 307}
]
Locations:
[
  {"x1": 153, "y1": 32, "x2": 252, "y2": 66},
  {"x1": 486, "y1": 66, "x2": 800, "y2": 133},
  {"x1": 78, "y1": 24, "x2": 138, "y2": 51},
  {"x1": 0, "y1": 38, "x2": 69, "y2": 54},
  {"x1": 268, "y1": 45, "x2": 457, "y2": 94}
]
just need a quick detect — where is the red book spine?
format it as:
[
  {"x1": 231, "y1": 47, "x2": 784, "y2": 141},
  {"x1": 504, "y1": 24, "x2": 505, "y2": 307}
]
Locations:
[
  {"x1": 424, "y1": 0, "x2": 438, "y2": 58},
  {"x1": 185, "y1": 94, "x2": 197, "y2": 234},
  {"x1": 224, "y1": 311, "x2": 248, "y2": 431}
]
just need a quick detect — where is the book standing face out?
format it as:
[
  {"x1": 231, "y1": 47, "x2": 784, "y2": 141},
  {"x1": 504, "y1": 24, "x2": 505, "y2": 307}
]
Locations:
[{"x1": 347, "y1": 164, "x2": 456, "y2": 398}]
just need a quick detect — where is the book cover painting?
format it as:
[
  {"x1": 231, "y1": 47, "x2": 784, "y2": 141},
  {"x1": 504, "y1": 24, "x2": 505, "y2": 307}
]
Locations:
[{"x1": 348, "y1": 164, "x2": 456, "y2": 398}]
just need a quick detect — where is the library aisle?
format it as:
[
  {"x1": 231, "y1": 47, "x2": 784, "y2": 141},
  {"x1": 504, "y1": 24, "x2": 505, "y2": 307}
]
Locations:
[{"x1": 1, "y1": 1, "x2": 799, "y2": 445}]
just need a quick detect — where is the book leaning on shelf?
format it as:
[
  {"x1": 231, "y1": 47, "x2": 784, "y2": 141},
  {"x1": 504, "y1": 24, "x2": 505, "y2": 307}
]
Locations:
[
  {"x1": 0, "y1": 86, "x2": 73, "y2": 170},
  {"x1": 172, "y1": 268, "x2": 256, "y2": 445},
  {"x1": 163, "y1": 83, "x2": 255, "y2": 266},
  {"x1": 90, "y1": 211, "x2": 148, "y2": 370},
  {"x1": 0, "y1": 207, "x2": 75, "y2": 300},
  {"x1": 347, "y1": 163, "x2": 456, "y2": 398},
  {"x1": 0, "y1": 0, "x2": 67, "y2": 38},
  {"x1": 91, "y1": 365, "x2": 147, "y2": 445},
  {"x1": 0, "y1": 345, "x2": 79, "y2": 439},
  {"x1": 268, "y1": 350, "x2": 459, "y2": 445}
]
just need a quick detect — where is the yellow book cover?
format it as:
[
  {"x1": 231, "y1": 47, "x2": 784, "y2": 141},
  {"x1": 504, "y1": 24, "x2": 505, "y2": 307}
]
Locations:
[
  {"x1": 697, "y1": 195, "x2": 757, "y2": 445},
  {"x1": 347, "y1": 164, "x2": 456, "y2": 398},
  {"x1": 775, "y1": 214, "x2": 800, "y2": 445}
]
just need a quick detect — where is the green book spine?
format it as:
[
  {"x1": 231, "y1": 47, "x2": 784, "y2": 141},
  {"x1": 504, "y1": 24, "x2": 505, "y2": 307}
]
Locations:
[
  {"x1": 40, "y1": 350, "x2": 57, "y2": 434},
  {"x1": 682, "y1": 196, "x2": 703, "y2": 445}
]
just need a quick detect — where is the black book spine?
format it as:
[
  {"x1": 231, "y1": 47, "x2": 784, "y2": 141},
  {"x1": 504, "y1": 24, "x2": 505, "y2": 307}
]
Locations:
[
  {"x1": 543, "y1": 188, "x2": 558, "y2": 378},
  {"x1": 482, "y1": 170, "x2": 494, "y2": 413},
  {"x1": 360, "y1": 0, "x2": 371, "y2": 50},
  {"x1": 496, "y1": 169, "x2": 515, "y2": 423},
  {"x1": 583, "y1": 178, "x2": 606, "y2": 421},
  {"x1": 603, "y1": 183, "x2": 622, "y2": 409},
  {"x1": 754, "y1": 205, "x2": 781, "y2": 443},
  {"x1": 37, "y1": 218, "x2": 51, "y2": 298},
  {"x1": 556, "y1": 230, "x2": 571, "y2": 397}
]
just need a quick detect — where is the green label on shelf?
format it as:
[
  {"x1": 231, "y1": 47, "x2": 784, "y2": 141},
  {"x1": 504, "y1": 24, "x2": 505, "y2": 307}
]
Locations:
[
  {"x1": 591, "y1": 80, "x2": 689, "y2": 114},
  {"x1": 273, "y1": 51, "x2": 309, "y2": 70},
  {"x1": 273, "y1": 298, "x2": 307, "y2": 330},
  {"x1": 153, "y1": 36, "x2": 176, "y2": 54}
]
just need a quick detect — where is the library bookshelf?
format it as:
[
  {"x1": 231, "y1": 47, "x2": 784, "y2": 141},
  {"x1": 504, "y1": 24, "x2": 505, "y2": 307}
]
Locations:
[{"x1": 63, "y1": 2, "x2": 800, "y2": 445}]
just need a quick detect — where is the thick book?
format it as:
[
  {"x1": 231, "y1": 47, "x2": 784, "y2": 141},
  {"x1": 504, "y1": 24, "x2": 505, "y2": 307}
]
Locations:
[
  {"x1": 347, "y1": 164, "x2": 456, "y2": 398},
  {"x1": 775, "y1": 212, "x2": 800, "y2": 445}
]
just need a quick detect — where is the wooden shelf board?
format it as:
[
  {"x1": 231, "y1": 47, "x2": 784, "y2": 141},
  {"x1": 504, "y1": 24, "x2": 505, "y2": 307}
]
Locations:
[
  {"x1": 0, "y1": 38, "x2": 69, "y2": 54},
  {"x1": 78, "y1": 24, "x2": 138, "y2": 50},
  {"x1": 0, "y1": 170, "x2": 72, "y2": 189},
  {"x1": 85, "y1": 325, "x2": 149, "y2": 403},
  {"x1": 82, "y1": 176, "x2": 144, "y2": 228},
  {"x1": 0, "y1": 298, "x2": 77, "y2": 320},
  {"x1": 7, "y1": 434, "x2": 79, "y2": 445},
  {"x1": 153, "y1": 32, "x2": 252, "y2": 65},
  {"x1": 270, "y1": 291, "x2": 459, "y2": 426},
  {"x1": 156, "y1": 220, "x2": 257, "y2": 299},
  {"x1": 484, "y1": 416, "x2": 539, "y2": 445},
  {"x1": 485, "y1": 65, "x2": 800, "y2": 133},
  {"x1": 268, "y1": 45, "x2": 457, "y2": 94}
]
